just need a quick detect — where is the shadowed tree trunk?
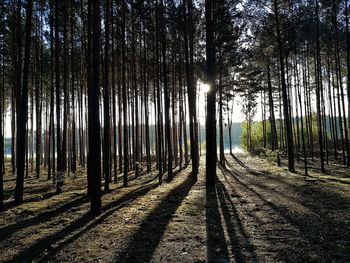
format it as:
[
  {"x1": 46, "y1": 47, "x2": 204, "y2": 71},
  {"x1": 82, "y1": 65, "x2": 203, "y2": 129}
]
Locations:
[
  {"x1": 70, "y1": 0, "x2": 76, "y2": 176},
  {"x1": 183, "y1": 0, "x2": 199, "y2": 179},
  {"x1": 267, "y1": 64, "x2": 278, "y2": 150},
  {"x1": 0, "y1": 54, "x2": 3, "y2": 208},
  {"x1": 346, "y1": 0, "x2": 350, "y2": 144},
  {"x1": 160, "y1": 0, "x2": 172, "y2": 180},
  {"x1": 219, "y1": 71, "x2": 225, "y2": 166},
  {"x1": 122, "y1": 0, "x2": 128, "y2": 187},
  {"x1": 55, "y1": 0, "x2": 63, "y2": 193},
  {"x1": 48, "y1": 0, "x2": 55, "y2": 181},
  {"x1": 205, "y1": 0, "x2": 217, "y2": 186},
  {"x1": 273, "y1": 0, "x2": 295, "y2": 172},
  {"x1": 103, "y1": 0, "x2": 111, "y2": 191},
  {"x1": 88, "y1": 0, "x2": 102, "y2": 215},
  {"x1": 315, "y1": 0, "x2": 325, "y2": 172},
  {"x1": 15, "y1": 0, "x2": 33, "y2": 204}
]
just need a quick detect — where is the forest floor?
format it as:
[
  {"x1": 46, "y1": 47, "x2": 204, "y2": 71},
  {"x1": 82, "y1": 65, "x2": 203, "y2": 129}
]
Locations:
[{"x1": 1, "y1": 153, "x2": 350, "y2": 263}]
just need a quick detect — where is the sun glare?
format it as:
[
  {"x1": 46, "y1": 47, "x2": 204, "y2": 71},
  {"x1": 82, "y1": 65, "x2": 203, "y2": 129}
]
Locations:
[{"x1": 200, "y1": 82, "x2": 210, "y2": 94}]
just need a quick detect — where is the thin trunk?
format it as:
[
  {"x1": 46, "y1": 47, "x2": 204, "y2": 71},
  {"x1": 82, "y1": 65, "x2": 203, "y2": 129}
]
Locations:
[
  {"x1": 315, "y1": 0, "x2": 325, "y2": 172},
  {"x1": 267, "y1": 64, "x2": 278, "y2": 150},
  {"x1": 273, "y1": 0, "x2": 295, "y2": 172},
  {"x1": 219, "y1": 72, "x2": 225, "y2": 166},
  {"x1": 104, "y1": 0, "x2": 111, "y2": 191},
  {"x1": 183, "y1": 0, "x2": 198, "y2": 178},
  {"x1": 122, "y1": 0, "x2": 128, "y2": 187},
  {"x1": 205, "y1": 0, "x2": 217, "y2": 186},
  {"x1": 15, "y1": 0, "x2": 33, "y2": 204}
]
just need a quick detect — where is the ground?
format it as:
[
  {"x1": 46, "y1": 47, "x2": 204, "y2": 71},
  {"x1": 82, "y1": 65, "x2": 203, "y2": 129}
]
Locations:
[{"x1": 1, "y1": 153, "x2": 350, "y2": 263}]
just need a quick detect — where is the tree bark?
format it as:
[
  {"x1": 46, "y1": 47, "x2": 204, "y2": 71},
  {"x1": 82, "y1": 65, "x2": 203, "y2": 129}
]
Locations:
[
  {"x1": 205, "y1": 0, "x2": 217, "y2": 186},
  {"x1": 15, "y1": 0, "x2": 33, "y2": 204},
  {"x1": 273, "y1": 0, "x2": 295, "y2": 172},
  {"x1": 103, "y1": 0, "x2": 111, "y2": 191},
  {"x1": 88, "y1": 0, "x2": 102, "y2": 215}
]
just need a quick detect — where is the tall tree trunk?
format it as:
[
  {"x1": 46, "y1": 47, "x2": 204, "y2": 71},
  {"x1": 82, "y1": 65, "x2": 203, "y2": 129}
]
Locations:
[
  {"x1": 15, "y1": 0, "x2": 33, "y2": 204},
  {"x1": 70, "y1": 0, "x2": 76, "y2": 176},
  {"x1": 55, "y1": 0, "x2": 63, "y2": 193},
  {"x1": 183, "y1": 0, "x2": 199, "y2": 178},
  {"x1": 122, "y1": 0, "x2": 128, "y2": 187},
  {"x1": 88, "y1": 0, "x2": 102, "y2": 215},
  {"x1": 62, "y1": 1, "x2": 68, "y2": 174},
  {"x1": 0, "y1": 55, "x2": 3, "y2": 208},
  {"x1": 326, "y1": 52, "x2": 337, "y2": 159},
  {"x1": 298, "y1": 55, "x2": 308, "y2": 176},
  {"x1": 155, "y1": 0, "x2": 163, "y2": 182},
  {"x1": 205, "y1": 0, "x2": 217, "y2": 186},
  {"x1": 267, "y1": 64, "x2": 278, "y2": 150},
  {"x1": 103, "y1": 0, "x2": 111, "y2": 191},
  {"x1": 273, "y1": 0, "x2": 295, "y2": 172},
  {"x1": 36, "y1": 14, "x2": 43, "y2": 179},
  {"x1": 48, "y1": 0, "x2": 55, "y2": 180},
  {"x1": 143, "y1": 16, "x2": 151, "y2": 173},
  {"x1": 315, "y1": 0, "x2": 325, "y2": 172},
  {"x1": 346, "y1": 0, "x2": 350, "y2": 131},
  {"x1": 219, "y1": 72, "x2": 225, "y2": 166},
  {"x1": 111, "y1": 0, "x2": 118, "y2": 182},
  {"x1": 160, "y1": 0, "x2": 172, "y2": 180},
  {"x1": 12, "y1": 0, "x2": 23, "y2": 176},
  {"x1": 131, "y1": 6, "x2": 140, "y2": 179},
  {"x1": 333, "y1": 0, "x2": 350, "y2": 166}
]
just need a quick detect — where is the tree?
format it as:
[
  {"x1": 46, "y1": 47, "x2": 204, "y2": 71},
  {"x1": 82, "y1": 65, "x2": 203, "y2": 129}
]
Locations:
[
  {"x1": 160, "y1": 0, "x2": 173, "y2": 180},
  {"x1": 0, "y1": 50, "x2": 3, "y2": 208},
  {"x1": 103, "y1": 0, "x2": 111, "y2": 191},
  {"x1": 266, "y1": 64, "x2": 278, "y2": 150},
  {"x1": 183, "y1": 0, "x2": 199, "y2": 179},
  {"x1": 206, "y1": 0, "x2": 217, "y2": 186},
  {"x1": 273, "y1": 0, "x2": 295, "y2": 172},
  {"x1": 315, "y1": 0, "x2": 325, "y2": 172},
  {"x1": 122, "y1": 0, "x2": 128, "y2": 187},
  {"x1": 88, "y1": 0, "x2": 102, "y2": 215},
  {"x1": 55, "y1": 0, "x2": 63, "y2": 193},
  {"x1": 15, "y1": 0, "x2": 33, "y2": 204}
]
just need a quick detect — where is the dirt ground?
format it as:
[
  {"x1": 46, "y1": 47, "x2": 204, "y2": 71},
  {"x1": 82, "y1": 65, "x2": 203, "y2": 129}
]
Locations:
[{"x1": 1, "y1": 153, "x2": 350, "y2": 263}]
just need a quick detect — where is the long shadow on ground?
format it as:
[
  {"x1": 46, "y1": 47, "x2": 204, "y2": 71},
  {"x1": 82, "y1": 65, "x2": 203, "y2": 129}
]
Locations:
[
  {"x1": 114, "y1": 175, "x2": 195, "y2": 262},
  {"x1": 206, "y1": 185, "x2": 230, "y2": 262},
  {"x1": 0, "y1": 195, "x2": 87, "y2": 242},
  {"x1": 221, "y1": 156, "x2": 350, "y2": 262},
  {"x1": 0, "y1": 174, "x2": 158, "y2": 243},
  {"x1": 216, "y1": 179, "x2": 259, "y2": 263},
  {"x1": 6, "y1": 177, "x2": 160, "y2": 263}
]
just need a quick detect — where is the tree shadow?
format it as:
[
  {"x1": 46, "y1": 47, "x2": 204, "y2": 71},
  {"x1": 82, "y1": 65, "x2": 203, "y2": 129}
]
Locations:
[
  {"x1": 0, "y1": 195, "x2": 88, "y2": 242},
  {"x1": 1, "y1": 190, "x2": 59, "y2": 211},
  {"x1": 230, "y1": 153, "x2": 250, "y2": 170},
  {"x1": 206, "y1": 185, "x2": 230, "y2": 263},
  {"x1": 114, "y1": 175, "x2": 195, "y2": 262},
  {"x1": 8, "y1": 178, "x2": 160, "y2": 262},
  {"x1": 0, "y1": 174, "x2": 159, "y2": 243},
  {"x1": 165, "y1": 164, "x2": 186, "y2": 183},
  {"x1": 216, "y1": 179, "x2": 259, "y2": 263},
  {"x1": 221, "y1": 158, "x2": 350, "y2": 262},
  {"x1": 3, "y1": 184, "x2": 53, "y2": 200}
]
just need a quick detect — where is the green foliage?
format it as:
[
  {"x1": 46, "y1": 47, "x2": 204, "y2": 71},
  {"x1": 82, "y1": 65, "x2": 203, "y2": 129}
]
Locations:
[
  {"x1": 240, "y1": 120, "x2": 271, "y2": 151},
  {"x1": 240, "y1": 112, "x2": 334, "y2": 153}
]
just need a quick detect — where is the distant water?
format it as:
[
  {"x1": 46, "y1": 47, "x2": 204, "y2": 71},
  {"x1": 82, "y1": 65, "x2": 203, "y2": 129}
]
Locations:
[
  {"x1": 224, "y1": 146, "x2": 244, "y2": 154},
  {"x1": 4, "y1": 148, "x2": 244, "y2": 157},
  {"x1": 232, "y1": 147, "x2": 244, "y2": 154}
]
